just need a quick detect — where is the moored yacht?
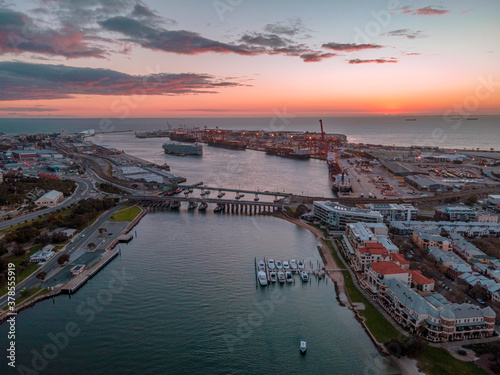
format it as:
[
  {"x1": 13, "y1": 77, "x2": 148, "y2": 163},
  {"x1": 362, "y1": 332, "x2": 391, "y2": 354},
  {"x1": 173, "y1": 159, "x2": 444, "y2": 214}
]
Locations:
[
  {"x1": 188, "y1": 201, "x2": 198, "y2": 210},
  {"x1": 257, "y1": 261, "x2": 266, "y2": 272},
  {"x1": 298, "y1": 260, "x2": 304, "y2": 269},
  {"x1": 283, "y1": 261, "x2": 290, "y2": 269},
  {"x1": 198, "y1": 202, "x2": 208, "y2": 211},
  {"x1": 257, "y1": 271, "x2": 268, "y2": 286},
  {"x1": 301, "y1": 271, "x2": 309, "y2": 282},
  {"x1": 268, "y1": 259, "x2": 275, "y2": 270},
  {"x1": 276, "y1": 260, "x2": 283, "y2": 269},
  {"x1": 286, "y1": 271, "x2": 293, "y2": 283},
  {"x1": 290, "y1": 259, "x2": 297, "y2": 270},
  {"x1": 278, "y1": 271, "x2": 285, "y2": 283},
  {"x1": 269, "y1": 271, "x2": 277, "y2": 283}
]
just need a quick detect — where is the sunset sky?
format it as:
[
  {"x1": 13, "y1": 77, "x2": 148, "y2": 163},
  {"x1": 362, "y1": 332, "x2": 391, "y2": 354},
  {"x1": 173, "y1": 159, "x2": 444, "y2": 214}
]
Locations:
[{"x1": 0, "y1": 0, "x2": 499, "y2": 118}]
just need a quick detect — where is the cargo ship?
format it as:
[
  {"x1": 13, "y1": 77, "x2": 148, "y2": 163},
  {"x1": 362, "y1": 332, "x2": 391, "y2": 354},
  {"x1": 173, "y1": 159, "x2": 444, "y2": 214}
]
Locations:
[
  {"x1": 327, "y1": 152, "x2": 352, "y2": 193},
  {"x1": 265, "y1": 146, "x2": 310, "y2": 159},
  {"x1": 162, "y1": 141, "x2": 202, "y2": 155},
  {"x1": 207, "y1": 139, "x2": 247, "y2": 150},
  {"x1": 169, "y1": 131, "x2": 197, "y2": 143},
  {"x1": 135, "y1": 130, "x2": 170, "y2": 138}
]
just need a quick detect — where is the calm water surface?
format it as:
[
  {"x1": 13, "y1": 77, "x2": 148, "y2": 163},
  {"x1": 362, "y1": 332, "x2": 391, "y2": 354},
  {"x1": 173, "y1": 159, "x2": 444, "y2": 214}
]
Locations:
[{"x1": 1, "y1": 213, "x2": 395, "y2": 374}]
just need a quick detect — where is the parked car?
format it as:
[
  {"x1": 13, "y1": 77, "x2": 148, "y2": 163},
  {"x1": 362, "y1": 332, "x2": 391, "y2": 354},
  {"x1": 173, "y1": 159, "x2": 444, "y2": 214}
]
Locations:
[{"x1": 477, "y1": 299, "x2": 485, "y2": 305}]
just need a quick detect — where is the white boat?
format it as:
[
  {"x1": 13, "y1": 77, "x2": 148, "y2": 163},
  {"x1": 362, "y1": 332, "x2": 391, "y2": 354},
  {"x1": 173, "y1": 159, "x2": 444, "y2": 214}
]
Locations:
[
  {"x1": 257, "y1": 261, "x2": 266, "y2": 272},
  {"x1": 217, "y1": 191, "x2": 225, "y2": 198},
  {"x1": 278, "y1": 271, "x2": 285, "y2": 283},
  {"x1": 257, "y1": 271, "x2": 268, "y2": 286},
  {"x1": 268, "y1": 259, "x2": 275, "y2": 270},
  {"x1": 283, "y1": 261, "x2": 290, "y2": 269},
  {"x1": 286, "y1": 271, "x2": 293, "y2": 283},
  {"x1": 214, "y1": 205, "x2": 224, "y2": 213},
  {"x1": 269, "y1": 271, "x2": 277, "y2": 283},
  {"x1": 276, "y1": 261, "x2": 283, "y2": 269},
  {"x1": 290, "y1": 259, "x2": 297, "y2": 269},
  {"x1": 205, "y1": 190, "x2": 210, "y2": 195},
  {"x1": 188, "y1": 201, "x2": 198, "y2": 209},
  {"x1": 300, "y1": 340, "x2": 307, "y2": 354},
  {"x1": 301, "y1": 271, "x2": 309, "y2": 282},
  {"x1": 298, "y1": 260, "x2": 304, "y2": 269},
  {"x1": 170, "y1": 201, "x2": 181, "y2": 209},
  {"x1": 198, "y1": 202, "x2": 208, "y2": 211},
  {"x1": 200, "y1": 190, "x2": 207, "y2": 196}
]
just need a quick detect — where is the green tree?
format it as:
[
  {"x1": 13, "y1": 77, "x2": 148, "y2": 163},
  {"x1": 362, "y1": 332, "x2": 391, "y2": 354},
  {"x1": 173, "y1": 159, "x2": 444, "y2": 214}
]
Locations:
[
  {"x1": 57, "y1": 253, "x2": 70, "y2": 265},
  {"x1": 465, "y1": 194, "x2": 478, "y2": 207}
]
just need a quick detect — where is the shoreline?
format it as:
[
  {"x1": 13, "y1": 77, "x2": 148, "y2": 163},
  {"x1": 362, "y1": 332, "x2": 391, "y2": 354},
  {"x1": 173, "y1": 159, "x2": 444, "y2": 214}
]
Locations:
[
  {"x1": 277, "y1": 213, "x2": 424, "y2": 374},
  {"x1": 0, "y1": 205, "x2": 147, "y2": 324}
]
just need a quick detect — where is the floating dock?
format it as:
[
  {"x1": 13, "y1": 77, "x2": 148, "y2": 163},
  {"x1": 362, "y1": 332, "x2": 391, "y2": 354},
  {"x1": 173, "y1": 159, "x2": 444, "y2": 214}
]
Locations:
[{"x1": 254, "y1": 257, "x2": 326, "y2": 286}]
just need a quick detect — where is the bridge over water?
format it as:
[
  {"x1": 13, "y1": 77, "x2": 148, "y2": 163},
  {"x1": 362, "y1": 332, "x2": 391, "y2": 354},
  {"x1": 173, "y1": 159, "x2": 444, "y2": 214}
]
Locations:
[
  {"x1": 144, "y1": 183, "x2": 291, "y2": 198},
  {"x1": 128, "y1": 195, "x2": 282, "y2": 214}
]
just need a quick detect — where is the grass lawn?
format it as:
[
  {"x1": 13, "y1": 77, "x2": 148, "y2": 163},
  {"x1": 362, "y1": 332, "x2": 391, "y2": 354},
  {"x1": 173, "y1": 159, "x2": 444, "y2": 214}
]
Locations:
[
  {"x1": 109, "y1": 205, "x2": 141, "y2": 222},
  {"x1": 2, "y1": 287, "x2": 50, "y2": 310},
  {"x1": 323, "y1": 239, "x2": 403, "y2": 344},
  {"x1": 0, "y1": 246, "x2": 42, "y2": 297},
  {"x1": 417, "y1": 347, "x2": 487, "y2": 375}
]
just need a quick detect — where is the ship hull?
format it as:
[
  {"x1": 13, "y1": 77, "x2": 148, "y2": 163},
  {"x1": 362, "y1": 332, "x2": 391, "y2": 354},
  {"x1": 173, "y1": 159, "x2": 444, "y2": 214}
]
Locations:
[
  {"x1": 162, "y1": 142, "x2": 202, "y2": 155},
  {"x1": 207, "y1": 142, "x2": 246, "y2": 150}
]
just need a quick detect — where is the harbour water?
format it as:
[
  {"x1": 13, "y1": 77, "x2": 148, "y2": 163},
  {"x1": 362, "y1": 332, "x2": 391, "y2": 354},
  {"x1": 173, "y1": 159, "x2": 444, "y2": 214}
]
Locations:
[
  {"x1": 1, "y1": 115, "x2": 499, "y2": 149},
  {"x1": 1, "y1": 212, "x2": 395, "y2": 374},
  {"x1": 94, "y1": 132, "x2": 334, "y2": 197}
]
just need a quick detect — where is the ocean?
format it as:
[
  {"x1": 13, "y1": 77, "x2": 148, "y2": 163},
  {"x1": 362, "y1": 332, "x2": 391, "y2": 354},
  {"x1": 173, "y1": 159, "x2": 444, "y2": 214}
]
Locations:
[{"x1": 1, "y1": 115, "x2": 499, "y2": 149}]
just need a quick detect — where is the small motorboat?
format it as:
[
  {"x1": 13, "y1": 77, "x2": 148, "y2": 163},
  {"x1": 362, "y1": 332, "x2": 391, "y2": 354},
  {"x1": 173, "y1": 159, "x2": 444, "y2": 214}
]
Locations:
[
  {"x1": 198, "y1": 202, "x2": 208, "y2": 211},
  {"x1": 276, "y1": 261, "x2": 283, "y2": 270},
  {"x1": 170, "y1": 201, "x2": 181, "y2": 209},
  {"x1": 200, "y1": 190, "x2": 207, "y2": 196},
  {"x1": 290, "y1": 259, "x2": 297, "y2": 270},
  {"x1": 257, "y1": 261, "x2": 266, "y2": 272},
  {"x1": 174, "y1": 188, "x2": 182, "y2": 194},
  {"x1": 188, "y1": 201, "x2": 198, "y2": 210},
  {"x1": 301, "y1": 271, "x2": 309, "y2": 282},
  {"x1": 205, "y1": 190, "x2": 211, "y2": 195},
  {"x1": 268, "y1": 259, "x2": 275, "y2": 270},
  {"x1": 278, "y1": 271, "x2": 285, "y2": 283},
  {"x1": 298, "y1": 260, "x2": 304, "y2": 269},
  {"x1": 257, "y1": 271, "x2": 268, "y2": 286},
  {"x1": 286, "y1": 271, "x2": 293, "y2": 283},
  {"x1": 300, "y1": 340, "x2": 307, "y2": 354},
  {"x1": 269, "y1": 271, "x2": 277, "y2": 283},
  {"x1": 184, "y1": 190, "x2": 190, "y2": 196},
  {"x1": 188, "y1": 188, "x2": 194, "y2": 193},
  {"x1": 283, "y1": 261, "x2": 290, "y2": 269},
  {"x1": 217, "y1": 191, "x2": 225, "y2": 198},
  {"x1": 254, "y1": 194, "x2": 259, "y2": 201},
  {"x1": 214, "y1": 204, "x2": 224, "y2": 213}
]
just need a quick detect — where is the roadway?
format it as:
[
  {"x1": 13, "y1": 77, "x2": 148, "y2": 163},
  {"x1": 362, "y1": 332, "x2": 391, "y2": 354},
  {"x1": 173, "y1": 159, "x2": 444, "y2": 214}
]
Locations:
[
  {"x1": 0, "y1": 204, "x2": 125, "y2": 308},
  {"x1": 0, "y1": 178, "x2": 94, "y2": 231}
]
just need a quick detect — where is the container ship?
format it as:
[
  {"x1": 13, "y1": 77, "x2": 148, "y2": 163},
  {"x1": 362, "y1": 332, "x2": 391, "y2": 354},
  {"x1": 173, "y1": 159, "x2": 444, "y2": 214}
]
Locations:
[
  {"x1": 265, "y1": 146, "x2": 310, "y2": 159},
  {"x1": 207, "y1": 139, "x2": 247, "y2": 150},
  {"x1": 327, "y1": 152, "x2": 352, "y2": 193},
  {"x1": 169, "y1": 131, "x2": 197, "y2": 143},
  {"x1": 162, "y1": 141, "x2": 203, "y2": 155}
]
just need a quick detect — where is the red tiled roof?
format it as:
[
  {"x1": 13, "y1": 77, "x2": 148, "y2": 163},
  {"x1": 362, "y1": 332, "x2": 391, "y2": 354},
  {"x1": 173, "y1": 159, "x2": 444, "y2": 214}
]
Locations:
[
  {"x1": 369, "y1": 261, "x2": 408, "y2": 275},
  {"x1": 359, "y1": 242, "x2": 388, "y2": 255},
  {"x1": 410, "y1": 270, "x2": 434, "y2": 285},
  {"x1": 392, "y1": 253, "x2": 410, "y2": 265}
]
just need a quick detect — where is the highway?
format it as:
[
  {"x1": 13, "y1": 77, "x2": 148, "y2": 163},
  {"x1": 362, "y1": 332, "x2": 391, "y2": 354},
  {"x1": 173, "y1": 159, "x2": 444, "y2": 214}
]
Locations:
[
  {"x1": 0, "y1": 203, "x2": 125, "y2": 308},
  {"x1": 0, "y1": 177, "x2": 94, "y2": 231}
]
